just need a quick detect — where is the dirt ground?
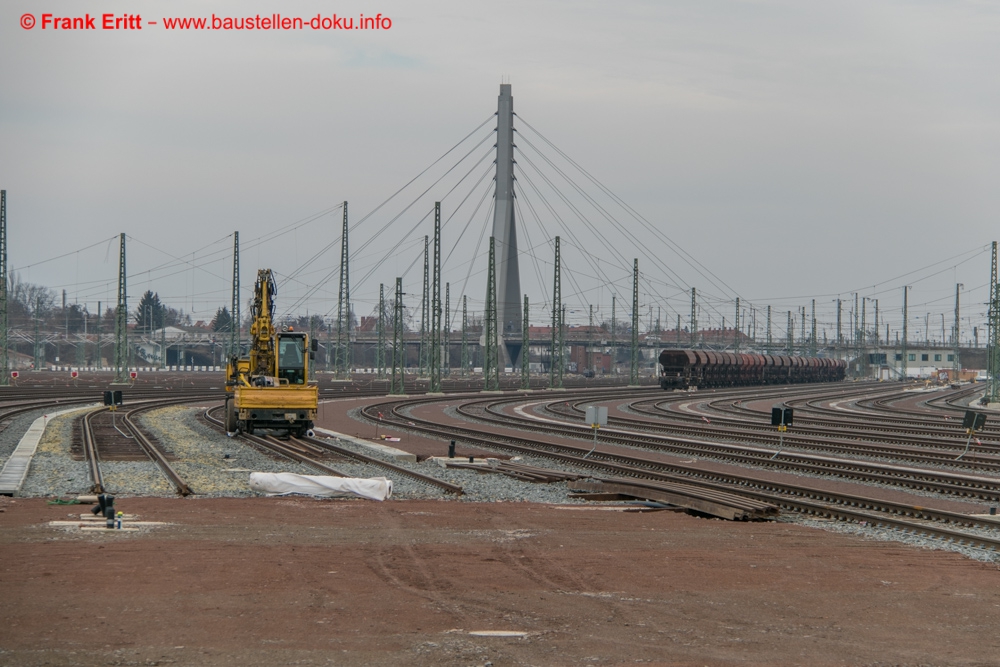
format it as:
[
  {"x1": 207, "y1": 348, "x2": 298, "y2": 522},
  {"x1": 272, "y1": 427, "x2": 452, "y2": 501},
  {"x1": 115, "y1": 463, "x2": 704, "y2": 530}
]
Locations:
[{"x1": 2, "y1": 495, "x2": 999, "y2": 667}]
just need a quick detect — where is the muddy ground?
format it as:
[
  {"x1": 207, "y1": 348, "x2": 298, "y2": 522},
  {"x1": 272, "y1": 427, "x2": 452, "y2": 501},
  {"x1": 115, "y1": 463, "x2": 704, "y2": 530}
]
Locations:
[{"x1": 2, "y1": 495, "x2": 999, "y2": 666}]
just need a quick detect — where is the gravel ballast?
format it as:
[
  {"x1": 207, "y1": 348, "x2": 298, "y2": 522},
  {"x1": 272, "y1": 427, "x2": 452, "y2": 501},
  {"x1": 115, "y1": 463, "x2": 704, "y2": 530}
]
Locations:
[{"x1": 8, "y1": 399, "x2": 1000, "y2": 565}]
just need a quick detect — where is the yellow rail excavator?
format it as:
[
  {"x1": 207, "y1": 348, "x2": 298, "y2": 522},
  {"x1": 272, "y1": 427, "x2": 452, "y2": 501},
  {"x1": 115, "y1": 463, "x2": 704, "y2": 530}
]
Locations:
[{"x1": 224, "y1": 269, "x2": 318, "y2": 436}]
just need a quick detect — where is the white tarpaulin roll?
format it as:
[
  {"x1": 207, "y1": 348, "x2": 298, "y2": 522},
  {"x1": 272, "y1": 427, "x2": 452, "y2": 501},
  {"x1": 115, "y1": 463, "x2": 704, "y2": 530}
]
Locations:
[{"x1": 249, "y1": 472, "x2": 393, "y2": 501}]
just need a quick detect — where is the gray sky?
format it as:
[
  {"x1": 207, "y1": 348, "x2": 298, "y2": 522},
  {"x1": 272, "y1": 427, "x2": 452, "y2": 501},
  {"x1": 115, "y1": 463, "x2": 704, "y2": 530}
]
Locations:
[{"x1": 3, "y1": 0, "x2": 999, "y2": 341}]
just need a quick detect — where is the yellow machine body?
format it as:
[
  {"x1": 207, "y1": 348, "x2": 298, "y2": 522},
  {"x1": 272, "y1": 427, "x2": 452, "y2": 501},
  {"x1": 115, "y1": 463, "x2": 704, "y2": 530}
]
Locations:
[{"x1": 224, "y1": 269, "x2": 319, "y2": 435}]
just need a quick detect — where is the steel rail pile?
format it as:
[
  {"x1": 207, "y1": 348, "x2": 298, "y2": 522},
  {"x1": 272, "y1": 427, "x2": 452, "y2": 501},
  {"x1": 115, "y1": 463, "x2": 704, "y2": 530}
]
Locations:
[{"x1": 569, "y1": 478, "x2": 779, "y2": 521}]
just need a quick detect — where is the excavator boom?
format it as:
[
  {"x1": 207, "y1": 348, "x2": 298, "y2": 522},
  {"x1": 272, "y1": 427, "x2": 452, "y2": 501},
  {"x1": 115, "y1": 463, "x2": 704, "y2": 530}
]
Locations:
[{"x1": 225, "y1": 269, "x2": 318, "y2": 435}]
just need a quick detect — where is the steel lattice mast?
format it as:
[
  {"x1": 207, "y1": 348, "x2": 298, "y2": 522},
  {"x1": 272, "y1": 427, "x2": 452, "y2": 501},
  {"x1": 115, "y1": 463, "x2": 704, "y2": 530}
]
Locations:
[
  {"x1": 766, "y1": 305, "x2": 772, "y2": 353},
  {"x1": 520, "y1": 295, "x2": 529, "y2": 390},
  {"x1": 0, "y1": 190, "x2": 7, "y2": 385},
  {"x1": 810, "y1": 299, "x2": 817, "y2": 357},
  {"x1": 690, "y1": 288, "x2": 697, "y2": 347},
  {"x1": 420, "y1": 236, "x2": 429, "y2": 377},
  {"x1": 430, "y1": 203, "x2": 442, "y2": 393},
  {"x1": 160, "y1": 313, "x2": 165, "y2": 369},
  {"x1": 377, "y1": 283, "x2": 386, "y2": 379},
  {"x1": 559, "y1": 304, "x2": 566, "y2": 387},
  {"x1": 630, "y1": 259, "x2": 639, "y2": 385},
  {"x1": 230, "y1": 231, "x2": 240, "y2": 360},
  {"x1": 34, "y1": 297, "x2": 41, "y2": 370},
  {"x1": 734, "y1": 297, "x2": 740, "y2": 353},
  {"x1": 836, "y1": 298, "x2": 842, "y2": 355},
  {"x1": 336, "y1": 202, "x2": 350, "y2": 378},
  {"x1": 588, "y1": 304, "x2": 594, "y2": 373},
  {"x1": 855, "y1": 293, "x2": 862, "y2": 377},
  {"x1": 611, "y1": 295, "x2": 616, "y2": 373},
  {"x1": 484, "y1": 237, "x2": 499, "y2": 391},
  {"x1": 444, "y1": 283, "x2": 450, "y2": 377},
  {"x1": 461, "y1": 295, "x2": 468, "y2": 376},
  {"x1": 113, "y1": 233, "x2": 129, "y2": 383},
  {"x1": 901, "y1": 286, "x2": 909, "y2": 381},
  {"x1": 391, "y1": 278, "x2": 404, "y2": 394},
  {"x1": 954, "y1": 283, "x2": 962, "y2": 373},
  {"x1": 988, "y1": 242, "x2": 999, "y2": 403},
  {"x1": 550, "y1": 236, "x2": 561, "y2": 389}
]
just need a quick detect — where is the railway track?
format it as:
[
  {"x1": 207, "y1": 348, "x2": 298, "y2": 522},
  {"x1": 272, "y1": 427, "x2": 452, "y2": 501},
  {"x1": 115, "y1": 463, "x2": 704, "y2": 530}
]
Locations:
[
  {"x1": 359, "y1": 390, "x2": 1000, "y2": 551},
  {"x1": 468, "y1": 394, "x2": 1000, "y2": 500},
  {"x1": 203, "y1": 405, "x2": 463, "y2": 495},
  {"x1": 547, "y1": 395, "x2": 1000, "y2": 471},
  {"x1": 79, "y1": 396, "x2": 218, "y2": 496}
]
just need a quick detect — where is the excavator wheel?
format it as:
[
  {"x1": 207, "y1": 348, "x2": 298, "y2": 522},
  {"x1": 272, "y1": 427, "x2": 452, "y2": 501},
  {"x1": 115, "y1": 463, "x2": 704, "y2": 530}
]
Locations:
[{"x1": 225, "y1": 397, "x2": 238, "y2": 433}]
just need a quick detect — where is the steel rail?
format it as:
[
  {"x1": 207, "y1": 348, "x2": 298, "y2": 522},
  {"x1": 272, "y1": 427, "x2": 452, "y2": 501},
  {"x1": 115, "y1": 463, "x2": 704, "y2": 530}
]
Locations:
[
  {"x1": 82, "y1": 408, "x2": 105, "y2": 493},
  {"x1": 548, "y1": 398, "x2": 1000, "y2": 470},
  {"x1": 294, "y1": 434, "x2": 464, "y2": 495},
  {"x1": 361, "y1": 396, "x2": 1000, "y2": 549},
  {"x1": 80, "y1": 395, "x2": 219, "y2": 496},
  {"x1": 202, "y1": 405, "x2": 350, "y2": 477},
  {"x1": 464, "y1": 397, "x2": 1000, "y2": 500},
  {"x1": 203, "y1": 405, "x2": 463, "y2": 495},
  {"x1": 120, "y1": 408, "x2": 193, "y2": 496},
  {"x1": 636, "y1": 397, "x2": 1000, "y2": 450}
]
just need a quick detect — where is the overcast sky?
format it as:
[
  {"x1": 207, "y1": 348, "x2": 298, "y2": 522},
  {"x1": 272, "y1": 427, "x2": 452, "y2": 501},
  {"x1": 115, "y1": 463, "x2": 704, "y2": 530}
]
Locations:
[{"x1": 3, "y1": 0, "x2": 998, "y2": 340}]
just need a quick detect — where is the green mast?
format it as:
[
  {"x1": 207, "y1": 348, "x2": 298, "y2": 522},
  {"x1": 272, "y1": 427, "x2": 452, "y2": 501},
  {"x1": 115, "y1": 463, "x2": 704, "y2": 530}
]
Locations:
[
  {"x1": 113, "y1": 233, "x2": 129, "y2": 383},
  {"x1": 484, "y1": 238, "x2": 499, "y2": 391}
]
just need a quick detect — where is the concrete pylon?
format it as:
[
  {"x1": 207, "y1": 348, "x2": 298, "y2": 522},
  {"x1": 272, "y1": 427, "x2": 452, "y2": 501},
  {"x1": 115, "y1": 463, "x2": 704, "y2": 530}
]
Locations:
[{"x1": 489, "y1": 83, "x2": 522, "y2": 367}]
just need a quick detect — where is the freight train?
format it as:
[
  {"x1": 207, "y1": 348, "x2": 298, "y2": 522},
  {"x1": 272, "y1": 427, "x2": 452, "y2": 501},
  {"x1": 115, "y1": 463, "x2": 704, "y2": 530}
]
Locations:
[{"x1": 658, "y1": 350, "x2": 847, "y2": 390}]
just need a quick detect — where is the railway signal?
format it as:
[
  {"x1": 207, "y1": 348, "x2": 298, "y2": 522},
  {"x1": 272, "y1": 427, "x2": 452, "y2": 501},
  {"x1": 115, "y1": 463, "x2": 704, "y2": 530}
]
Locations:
[
  {"x1": 103, "y1": 390, "x2": 123, "y2": 409},
  {"x1": 583, "y1": 405, "x2": 608, "y2": 459},
  {"x1": 956, "y1": 410, "x2": 987, "y2": 460},
  {"x1": 770, "y1": 405, "x2": 794, "y2": 459}
]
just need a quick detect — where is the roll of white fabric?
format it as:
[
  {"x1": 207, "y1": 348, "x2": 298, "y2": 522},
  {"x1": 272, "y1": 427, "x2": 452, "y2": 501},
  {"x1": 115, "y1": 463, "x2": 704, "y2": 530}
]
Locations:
[{"x1": 248, "y1": 472, "x2": 392, "y2": 501}]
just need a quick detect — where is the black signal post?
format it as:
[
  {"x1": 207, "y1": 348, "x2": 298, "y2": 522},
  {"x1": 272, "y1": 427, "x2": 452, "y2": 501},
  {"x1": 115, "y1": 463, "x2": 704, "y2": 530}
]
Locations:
[
  {"x1": 956, "y1": 410, "x2": 987, "y2": 461},
  {"x1": 770, "y1": 405, "x2": 794, "y2": 460}
]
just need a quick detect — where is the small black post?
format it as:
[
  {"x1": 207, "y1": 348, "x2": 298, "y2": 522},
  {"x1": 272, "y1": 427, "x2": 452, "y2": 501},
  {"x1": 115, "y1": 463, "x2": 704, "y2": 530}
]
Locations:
[
  {"x1": 91, "y1": 494, "x2": 116, "y2": 528},
  {"x1": 448, "y1": 440, "x2": 456, "y2": 458}
]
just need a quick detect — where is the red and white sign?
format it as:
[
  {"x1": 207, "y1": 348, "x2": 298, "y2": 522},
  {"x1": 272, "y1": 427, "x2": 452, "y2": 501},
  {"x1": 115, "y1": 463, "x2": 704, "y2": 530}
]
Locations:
[
  {"x1": 130, "y1": 371, "x2": 137, "y2": 379},
  {"x1": 71, "y1": 370, "x2": 78, "y2": 378},
  {"x1": 10, "y1": 371, "x2": 18, "y2": 379}
]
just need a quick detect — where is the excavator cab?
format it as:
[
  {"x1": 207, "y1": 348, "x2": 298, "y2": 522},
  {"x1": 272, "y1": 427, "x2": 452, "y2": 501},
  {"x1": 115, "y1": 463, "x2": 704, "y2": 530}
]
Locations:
[{"x1": 276, "y1": 332, "x2": 307, "y2": 385}]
